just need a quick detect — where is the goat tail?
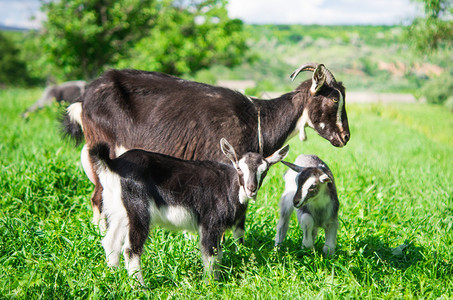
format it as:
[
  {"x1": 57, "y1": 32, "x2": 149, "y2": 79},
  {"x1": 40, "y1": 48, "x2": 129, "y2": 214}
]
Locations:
[
  {"x1": 89, "y1": 143, "x2": 113, "y2": 172},
  {"x1": 61, "y1": 101, "x2": 84, "y2": 145}
]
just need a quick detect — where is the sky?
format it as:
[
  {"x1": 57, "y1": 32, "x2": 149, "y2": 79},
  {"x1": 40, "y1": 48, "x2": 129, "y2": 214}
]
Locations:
[
  {"x1": 0, "y1": 0, "x2": 422, "y2": 29},
  {"x1": 228, "y1": 0, "x2": 422, "y2": 25}
]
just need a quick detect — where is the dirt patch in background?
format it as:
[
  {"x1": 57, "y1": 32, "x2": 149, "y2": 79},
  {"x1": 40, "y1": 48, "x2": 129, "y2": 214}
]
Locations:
[
  {"x1": 216, "y1": 80, "x2": 421, "y2": 103},
  {"x1": 255, "y1": 91, "x2": 420, "y2": 103},
  {"x1": 345, "y1": 92, "x2": 420, "y2": 103}
]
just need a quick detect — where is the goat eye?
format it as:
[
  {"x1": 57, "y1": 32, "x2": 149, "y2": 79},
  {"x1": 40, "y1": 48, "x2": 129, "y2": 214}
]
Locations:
[{"x1": 331, "y1": 98, "x2": 338, "y2": 103}]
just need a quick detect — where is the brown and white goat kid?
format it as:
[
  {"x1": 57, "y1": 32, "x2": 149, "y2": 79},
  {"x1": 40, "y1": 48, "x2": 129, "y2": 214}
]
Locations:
[
  {"x1": 90, "y1": 139, "x2": 289, "y2": 284},
  {"x1": 274, "y1": 155, "x2": 339, "y2": 256}
]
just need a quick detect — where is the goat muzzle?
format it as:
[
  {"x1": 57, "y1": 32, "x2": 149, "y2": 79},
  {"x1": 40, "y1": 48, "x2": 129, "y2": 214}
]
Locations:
[{"x1": 341, "y1": 131, "x2": 350, "y2": 144}]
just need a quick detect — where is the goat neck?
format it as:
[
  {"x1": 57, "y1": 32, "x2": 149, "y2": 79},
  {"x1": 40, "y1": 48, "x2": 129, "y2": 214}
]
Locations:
[{"x1": 253, "y1": 87, "x2": 309, "y2": 156}]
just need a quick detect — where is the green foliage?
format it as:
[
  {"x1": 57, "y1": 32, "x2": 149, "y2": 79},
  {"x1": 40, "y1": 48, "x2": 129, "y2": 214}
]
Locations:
[
  {"x1": 41, "y1": 0, "x2": 157, "y2": 80},
  {"x1": 39, "y1": 0, "x2": 248, "y2": 80},
  {"x1": 419, "y1": 70, "x2": 453, "y2": 104},
  {"x1": 246, "y1": 24, "x2": 402, "y2": 47},
  {"x1": 0, "y1": 32, "x2": 30, "y2": 86},
  {"x1": 117, "y1": 0, "x2": 249, "y2": 75},
  {"x1": 403, "y1": 0, "x2": 453, "y2": 105},
  {"x1": 445, "y1": 96, "x2": 453, "y2": 112},
  {"x1": 1, "y1": 89, "x2": 453, "y2": 298},
  {"x1": 407, "y1": 16, "x2": 453, "y2": 51},
  {"x1": 16, "y1": 31, "x2": 51, "y2": 85},
  {"x1": 405, "y1": 0, "x2": 453, "y2": 51}
]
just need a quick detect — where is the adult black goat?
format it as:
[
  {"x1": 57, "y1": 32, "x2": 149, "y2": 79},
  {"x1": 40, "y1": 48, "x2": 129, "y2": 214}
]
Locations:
[{"x1": 64, "y1": 63, "x2": 350, "y2": 224}]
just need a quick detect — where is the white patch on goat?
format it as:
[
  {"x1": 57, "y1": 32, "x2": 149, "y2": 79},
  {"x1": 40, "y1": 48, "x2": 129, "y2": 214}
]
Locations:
[
  {"x1": 283, "y1": 168, "x2": 299, "y2": 191},
  {"x1": 120, "y1": 232, "x2": 145, "y2": 284},
  {"x1": 319, "y1": 174, "x2": 330, "y2": 183},
  {"x1": 198, "y1": 226, "x2": 222, "y2": 279},
  {"x1": 296, "y1": 176, "x2": 317, "y2": 208},
  {"x1": 114, "y1": 145, "x2": 128, "y2": 157},
  {"x1": 238, "y1": 189, "x2": 249, "y2": 205},
  {"x1": 319, "y1": 122, "x2": 326, "y2": 130},
  {"x1": 335, "y1": 88, "x2": 344, "y2": 130},
  {"x1": 275, "y1": 169, "x2": 303, "y2": 245},
  {"x1": 81, "y1": 144, "x2": 96, "y2": 184},
  {"x1": 256, "y1": 160, "x2": 268, "y2": 185},
  {"x1": 98, "y1": 169, "x2": 130, "y2": 269},
  {"x1": 67, "y1": 102, "x2": 84, "y2": 130},
  {"x1": 238, "y1": 158, "x2": 267, "y2": 199},
  {"x1": 297, "y1": 211, "x2": 315, "y2": 249},
  {"x1": 206, "y1": 92, "x2": 221, "y2": 98},
  {"x1": 128, "y1": 253, "x2": 144, "y2": 284},
  {"x1": 238, "y1": 159, "x2": 252, "y2": 200},
  {"x1": 238, "y1": 159, "x2": 251, "y2": 183},
  {"x1": 274, "y1": 190, "x2": 296, "y2": 245},
  {"x1": 287, "y1": 108, "x2": 313, "y2": 143},
  {"x1": 149, "y1": 203, "x2": 198, "y2": 232}
]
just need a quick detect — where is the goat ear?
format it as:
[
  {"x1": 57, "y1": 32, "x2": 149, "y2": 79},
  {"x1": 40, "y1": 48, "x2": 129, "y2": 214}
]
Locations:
[
  {"x1": 281, "y1": 160, "x2": 304, "y2": 173},
  {"x1": 266, "y1": 145, "x2": 289, "y2": 165},
  {"x1": 310, "y1": 64, "x2": 326, "y2": 95},
  {"x1": 220, "y1": 138, "x2": 239, "y2": 167},
  {"x1": 319, "y1": 174, "x2": 331, "y2": 183}
]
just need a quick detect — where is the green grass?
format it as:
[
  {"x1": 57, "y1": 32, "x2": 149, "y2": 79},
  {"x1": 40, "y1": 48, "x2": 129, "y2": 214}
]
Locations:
[{"x1": 1, "y1": 89, "x2": 452, "y2": 298}]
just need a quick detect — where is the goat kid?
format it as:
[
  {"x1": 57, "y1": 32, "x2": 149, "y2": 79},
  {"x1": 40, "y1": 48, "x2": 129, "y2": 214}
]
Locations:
[
  {"x1": 90, "y1": 139, "x2": 289, "y2": 284},
  {"x1": 275, "y1": 155, "x2": 339, "y2": 256}
]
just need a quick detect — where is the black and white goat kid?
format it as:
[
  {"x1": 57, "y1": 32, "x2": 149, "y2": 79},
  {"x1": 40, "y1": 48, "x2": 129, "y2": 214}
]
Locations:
[
  {"x1": 90, "y1": 139, "x2": 289, "y2": 284},
  {"x1": 274, "y1": 155, "x2": 339, "y2": 256}
]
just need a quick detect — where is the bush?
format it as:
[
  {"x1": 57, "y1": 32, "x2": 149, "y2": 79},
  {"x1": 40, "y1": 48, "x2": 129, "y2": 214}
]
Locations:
[
  {"x1": 0, "y1": 32, "x2": 30, "y2": 86},
  {"x1": 419, "y1": 71, "x2": 453, "y2": 105},
  {"x1": 444, "y1": 96, "x2": 453, "y2": 112}
]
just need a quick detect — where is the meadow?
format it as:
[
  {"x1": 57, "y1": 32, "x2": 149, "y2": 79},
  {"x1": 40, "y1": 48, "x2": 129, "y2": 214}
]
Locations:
[{"x1": 1, "y1": 88, "x2": 452, "y2": 299}]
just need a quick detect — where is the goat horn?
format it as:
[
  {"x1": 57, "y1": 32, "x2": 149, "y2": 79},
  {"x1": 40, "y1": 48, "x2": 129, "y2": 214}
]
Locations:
[
  {"x1": 290, "y1": 63, "x2": 319, "y2": 81},
  {"x1": 281, "y1": 160, "x2": 305, "y2": 173},
  {"x1": 323, "y1": 67, "x2": 337, "y2": 85},
  {"x1": 290, "y1": 63, "x2": 337, "y2": 85}
]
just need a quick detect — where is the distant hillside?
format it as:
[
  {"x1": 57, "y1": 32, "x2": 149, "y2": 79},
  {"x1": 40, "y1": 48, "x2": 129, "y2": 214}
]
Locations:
[
  {"x1": 193, "y1": 24, "x2": 447, "y2": 95},
  {"x1": 0, "y1": 24, "x2": 29, "y2": 32}
]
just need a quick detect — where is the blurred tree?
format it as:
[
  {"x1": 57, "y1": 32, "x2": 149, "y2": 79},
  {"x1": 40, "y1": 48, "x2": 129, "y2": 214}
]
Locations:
[
  {"x1": 40, "y1": 0, "x2": 248, "y2": 80},
  {"x1": 0, "y1": 32, "x2": 30, "y2": 86},
  {"x1": 407, "y1": 0, "x2": 453, "y2": 51},
  {"x1": 117, "y1": 0, "x2": 248, "y2": 75},
  {"x1": 406, "y1": 0, "x2": 453, "y2": 106},
  {"x1": 41, "y1": 0, "x2": 156, "y2": 80}
]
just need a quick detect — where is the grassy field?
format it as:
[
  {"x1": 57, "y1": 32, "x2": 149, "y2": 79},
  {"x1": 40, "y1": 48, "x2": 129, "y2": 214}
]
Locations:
[{"x1": 1, "y1": 88, "x2": 452, "y2": 299}]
